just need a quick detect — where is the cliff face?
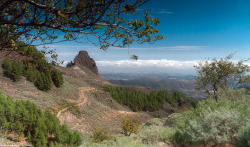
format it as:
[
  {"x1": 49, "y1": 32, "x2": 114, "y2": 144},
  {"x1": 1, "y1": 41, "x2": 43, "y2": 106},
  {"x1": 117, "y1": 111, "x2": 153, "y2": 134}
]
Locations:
[{"x1": 73, "y1": 50, "x2": 99, "y2": 75}]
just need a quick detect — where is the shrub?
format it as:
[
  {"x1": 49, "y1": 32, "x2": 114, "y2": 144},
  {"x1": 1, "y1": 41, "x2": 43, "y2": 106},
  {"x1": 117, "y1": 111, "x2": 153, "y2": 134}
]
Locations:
[
  {"x1": 236, "y1": 122, "x2": 250, "y2": 147},
  {"x1": 121, "y1": 115, "x2": 139, "y2": 136},
  {"x1": 92, "y1": 127, "x2": 112, "y2": 143},
  {"x1": 139, "y1": 125, "x2": 164, "y2": 144},
  {"x1": 145, "y1": 118, "x2": 164, "y2": 126},
  {"x1": 176, "y1": 107, "x2": 245, "y2": 146},
  {"x1": 152, "y1": 114, "x2": 161, "y2": 118},
  {"x1": 159, "y1": 127, "x2": 177, "y2": 143},
  {"x1": 165, "y1": 88, "x2": 250, "y2": 146},
  {"x1": 90, "y1": 134, "x2": 157, "y2": 147}
]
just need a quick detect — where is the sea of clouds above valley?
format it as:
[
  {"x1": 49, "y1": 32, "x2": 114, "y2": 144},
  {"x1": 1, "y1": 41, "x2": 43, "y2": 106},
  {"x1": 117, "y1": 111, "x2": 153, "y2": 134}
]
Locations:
[
  {"x1": 61, "y1": 59, "x2": 250, "y2": 75},
  {"x1": 95, "y1": 60, "x2": 199, "y2": 74}
]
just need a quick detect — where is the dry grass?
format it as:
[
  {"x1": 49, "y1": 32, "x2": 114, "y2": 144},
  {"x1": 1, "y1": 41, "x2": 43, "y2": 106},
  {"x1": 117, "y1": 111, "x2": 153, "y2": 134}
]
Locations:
[{"x1": 0, "y1": 55, "x2": 153, "y2": 136}]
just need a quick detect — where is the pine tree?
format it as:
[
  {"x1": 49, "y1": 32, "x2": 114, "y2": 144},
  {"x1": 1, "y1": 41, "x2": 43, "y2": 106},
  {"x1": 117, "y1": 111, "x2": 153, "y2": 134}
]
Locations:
[
  {"x1": 27, "y1": 131, "x2": 32, "y2": 142},
  {"x1": 11, "y1": 60, "x2": 23, "y2": 81},
  {"x1": 34, "y1": 128, "x2": 48, "y2": 146},
  {"x1": 49, "y1": 141, "x2": 55, "y2": 147},
  {"x1": 73, "y1": 131, "x2": 82, "y2": 146},
  {"x1": 55, "y1": 126, "x2": 64, "y2": 143},
  {"x1": 26, "y1": 69, "x2": 35, "y2": 82},
  {"x1": 2, "y1": 58, "x2": 12, "y2": 72},
  {"x1": 36, "y1": 73, "x2": 45, "y2": 91},
  {"x1": 51, "y1": 70, "x2": 63, "y2": 87}
]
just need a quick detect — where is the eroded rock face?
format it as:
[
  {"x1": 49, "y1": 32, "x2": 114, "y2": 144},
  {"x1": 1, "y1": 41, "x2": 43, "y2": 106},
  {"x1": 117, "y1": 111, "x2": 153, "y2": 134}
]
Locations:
[{"x1": 73, "y1": 50, "x2": 99, "y2": 75}]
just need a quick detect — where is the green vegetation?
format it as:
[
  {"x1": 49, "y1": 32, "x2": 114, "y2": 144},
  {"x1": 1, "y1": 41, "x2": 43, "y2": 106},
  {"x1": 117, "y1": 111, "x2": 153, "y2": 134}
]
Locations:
[
  {"x1": 104, "y1": 86, "x2": 197, "y2": 112},
  {"x1": 162, "y1": 88, "x2": 250, "y2": 146},
  {"x1": 0, "y1": 92, "x2": 82, "y2": 146},
  {"x1": 158, "y1": 127, "x2": 176, "y2": 143},
  {"x1": 0, "y1": 0, "x2": 163, "y2": 52},
  {"x1": 121, "y1": 115, "x2": 139, "y2": 136},
  {"x1": 2, "y1": 58, "x2": 23, "y2": 81},
  {"x1": 96, "y1": 88, "x2": 246, "y2": 147},
  {"x1": 92, "y1": 127, "x2": 113, "y2": 143},
  {"x1": 236, "y1": 122, "x2": 250, "y2": 147},
  {"x1": 194, "y1": 53, "x2": 250, "y2": 101},
  {"x1": 51, "y1": 70, "x2": 64, "y2": 88},
  {"x1": 1, "y1": 44, "x2": 64, "y2": 91},
  {"x1": 90, "y1": 134, "x2": 157, "y2": 147}
]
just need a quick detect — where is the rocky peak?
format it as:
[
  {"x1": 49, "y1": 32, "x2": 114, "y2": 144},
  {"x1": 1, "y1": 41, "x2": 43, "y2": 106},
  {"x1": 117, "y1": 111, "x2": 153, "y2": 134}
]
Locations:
[{"x1": 73, "y1": 50, "x2": 99, "y2": 75}]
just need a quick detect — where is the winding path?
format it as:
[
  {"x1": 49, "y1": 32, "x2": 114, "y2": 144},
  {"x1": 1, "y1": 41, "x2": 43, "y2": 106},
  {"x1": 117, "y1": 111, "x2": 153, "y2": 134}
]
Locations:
[{"x1": 57, "y1": 87, "x2": 95, "y2": 117}]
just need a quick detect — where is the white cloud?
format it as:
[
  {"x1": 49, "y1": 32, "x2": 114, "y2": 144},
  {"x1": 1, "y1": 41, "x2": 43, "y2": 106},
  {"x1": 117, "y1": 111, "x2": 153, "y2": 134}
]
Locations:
[
  {"x1": 96, "y1": 59, "x2": 198, "y2": 69},
  {"x1": 57, "y1": 53, "x2": 78, "y2": 56},
  {"x1": 96, "y1": 59, "x2": 199, "y2": 74}
]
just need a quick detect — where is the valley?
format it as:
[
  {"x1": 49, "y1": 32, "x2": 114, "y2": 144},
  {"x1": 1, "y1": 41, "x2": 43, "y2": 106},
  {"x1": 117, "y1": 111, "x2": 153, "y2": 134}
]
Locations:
[{"x1": 101, "y1": 73, "x2": 207, "y2": 100}]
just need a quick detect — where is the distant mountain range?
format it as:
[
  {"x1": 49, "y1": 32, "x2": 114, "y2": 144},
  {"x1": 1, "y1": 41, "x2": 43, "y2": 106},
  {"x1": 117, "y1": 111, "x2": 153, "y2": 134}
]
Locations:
[{"x1": 100, "y1": 73, "x2": 207, "y2": 100}]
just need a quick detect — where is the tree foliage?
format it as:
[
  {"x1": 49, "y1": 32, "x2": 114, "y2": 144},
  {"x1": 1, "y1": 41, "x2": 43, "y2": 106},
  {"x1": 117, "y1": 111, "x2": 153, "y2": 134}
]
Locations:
[
  {"x1": 0, "y1": 92, "x2": 82, "y2": 146},
  {"x1": 0, "y1": 0, "x2": 163, "y2": 50},
  {"x1": 51, "y1": 70, "x2": 64, "y2": 87},
  {"x1": 194, "y1": 54, "x2": 250, "y2": 101},
  {"x1": 2, "y1": 48, "x2": 64, "y2": 91},
  {"x1": 104, "y1": 86, "x2": 197, "y2": 112}
]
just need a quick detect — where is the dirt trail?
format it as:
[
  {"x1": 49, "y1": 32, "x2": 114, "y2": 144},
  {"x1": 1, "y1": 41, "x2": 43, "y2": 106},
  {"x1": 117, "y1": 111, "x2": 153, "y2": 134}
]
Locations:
[
  {"x1": 57, "y1": 86, "x2": 141, "y2": 118},
  {"x1": 118, "y1": 111, "x2": 138, "y2": 115},
  {"x1": 57, "y1": 87, "x2": 95, "y2": 117}
]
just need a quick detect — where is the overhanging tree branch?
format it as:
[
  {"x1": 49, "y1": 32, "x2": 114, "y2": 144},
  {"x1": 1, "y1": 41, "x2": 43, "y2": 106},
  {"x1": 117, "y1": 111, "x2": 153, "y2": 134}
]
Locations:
[{"x1": 0, "y1": 0, "x2": 163, "y2": 50}]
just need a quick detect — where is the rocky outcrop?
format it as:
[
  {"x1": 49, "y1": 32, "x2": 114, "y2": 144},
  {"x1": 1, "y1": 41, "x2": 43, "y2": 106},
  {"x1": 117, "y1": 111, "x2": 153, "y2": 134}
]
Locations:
[{"x1": 73, "y1": 50, "x2": 99, "y2": 75}]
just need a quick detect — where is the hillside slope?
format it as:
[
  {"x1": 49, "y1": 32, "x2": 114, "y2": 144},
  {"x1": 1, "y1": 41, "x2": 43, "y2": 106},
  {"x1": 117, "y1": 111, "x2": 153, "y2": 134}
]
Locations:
[
  {"x1": 0, "y1": 50, "x2": 153, "y2": 135},
  {"x1": 0, "y1": 49, "x2": 195, "y2": 138}
]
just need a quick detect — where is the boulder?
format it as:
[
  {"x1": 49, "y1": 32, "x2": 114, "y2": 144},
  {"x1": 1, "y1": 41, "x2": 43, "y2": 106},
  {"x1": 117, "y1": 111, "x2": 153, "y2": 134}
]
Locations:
[{"x1": 73, "y1": 50, "x2": 99, "y2": 75}]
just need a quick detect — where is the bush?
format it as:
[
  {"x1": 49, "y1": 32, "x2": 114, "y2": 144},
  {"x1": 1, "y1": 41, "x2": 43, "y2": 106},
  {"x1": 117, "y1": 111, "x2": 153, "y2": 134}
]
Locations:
[
  {"x1": 236, "y1": 122, "x2": 250, "y2": 147},
  {"x1": 176, "y1": 107, "x2": 244, "y2": 146},
  {"x1": 121, "y1": 115, "x2": 139, "y2": 136},
  {"x1": 90, "y1": 134, "x2": 157, "y2": 147},
  {"x1": 163, "y1": 88, "x2": 250, "y2": 146},
  {"x1": 145, "y1": 118, "x2": 164, "y2": 126},
  {"x1": 139, "y1": 125, "x2": 164, "y2": 144},
  {"x1": 92, "y1": 127, "x2": 112, "y2": 143},
  {"x1": 152, "y1": 114, "x2": 161, "y2": 119},
  {"x1": 51, "y1": 70, "x2": 63, "y2": 87},
  {"x1": 159, "y1": 127, "x2": 177, "y2": 143}
]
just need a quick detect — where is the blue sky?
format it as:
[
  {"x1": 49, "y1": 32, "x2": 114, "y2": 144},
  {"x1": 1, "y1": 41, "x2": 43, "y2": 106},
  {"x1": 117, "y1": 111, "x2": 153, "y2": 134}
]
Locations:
[{"x1": 38, "y1": 0, "x2": 250, "y2": 74}]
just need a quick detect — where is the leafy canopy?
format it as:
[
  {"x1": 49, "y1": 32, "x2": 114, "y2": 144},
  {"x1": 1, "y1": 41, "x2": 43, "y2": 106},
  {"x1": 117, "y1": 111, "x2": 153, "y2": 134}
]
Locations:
[
  {"x1": 194, "y1": 53, "x2": 250, "y2": 101},
  {"x1": 0, "y1": 0, "x2": 163, "y2": 51}
]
